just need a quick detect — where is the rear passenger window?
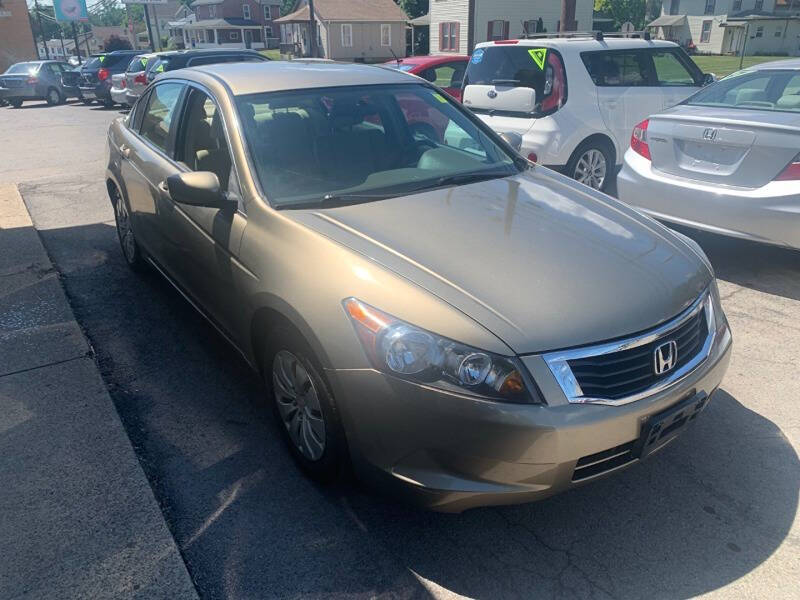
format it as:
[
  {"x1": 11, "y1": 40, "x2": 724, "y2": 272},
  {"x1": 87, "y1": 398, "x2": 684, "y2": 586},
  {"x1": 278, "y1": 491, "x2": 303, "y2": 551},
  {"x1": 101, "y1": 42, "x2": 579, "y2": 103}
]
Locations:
[
  {"x1": 582, "y1": 51, "x2": 650, "y2": 87},
  {"x1": 139, "y1": 83, "x2": 184, "y2": 153},
  {"x1": 651, "y1": 51, "x2": 698, "y2": 86}
]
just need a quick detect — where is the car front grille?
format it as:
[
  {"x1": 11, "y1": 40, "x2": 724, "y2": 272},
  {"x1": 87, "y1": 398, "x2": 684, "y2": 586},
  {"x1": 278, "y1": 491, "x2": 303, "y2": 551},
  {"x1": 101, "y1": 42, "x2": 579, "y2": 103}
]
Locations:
[
  {"x1": 567, "y1": 309, "x2": 708, "y2": 401},
  {"x1": 572, "y1": 440, "x2": 637, "y2": 482}
]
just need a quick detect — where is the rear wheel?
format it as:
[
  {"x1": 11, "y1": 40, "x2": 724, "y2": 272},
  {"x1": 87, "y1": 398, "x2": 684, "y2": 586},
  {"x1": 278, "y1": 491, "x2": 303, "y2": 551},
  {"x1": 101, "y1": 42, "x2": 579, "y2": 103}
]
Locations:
[
  {"x1": 46, "y1": 87, "x2": 62, "y2": 106},
  {"x1": 82, "y1": 98, "x2": 93, "y2": 105},
  {"x1": 111, "y1": 185, "x2": 145, "y2": 271},
  {"x1": 102, "y1": 98, "x2": 115, "y2": 108},
  {"x1": 566, "y1": 139, "x2": 615, "y2": 191},
  {"x1": 9, "y1": 99, "x2": 23, "y2": 108},
  {"x1": 264, "y1": 327, "x2": 346, "y2": 482}
]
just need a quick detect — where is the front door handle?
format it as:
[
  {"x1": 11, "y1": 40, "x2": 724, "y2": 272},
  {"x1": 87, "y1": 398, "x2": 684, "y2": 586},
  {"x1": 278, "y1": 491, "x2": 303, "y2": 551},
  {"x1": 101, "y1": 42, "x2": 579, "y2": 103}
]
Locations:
[
  {"x1": 119, "y1": 144, "x2": 131, "y2": 159},
  {"x1": 158, "y1": 180, "x2": 170, "y2": 194}
]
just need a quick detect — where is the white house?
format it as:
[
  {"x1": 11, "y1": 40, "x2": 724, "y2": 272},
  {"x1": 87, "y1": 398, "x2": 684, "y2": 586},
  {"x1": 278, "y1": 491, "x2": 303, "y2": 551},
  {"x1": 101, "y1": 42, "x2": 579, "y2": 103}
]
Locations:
[
  {"x1": 649, "y1": 0, "x2": 800, "y2": 56},
  {"x1": 429, "y1": 0, "x2": 594, "y2": 55}
]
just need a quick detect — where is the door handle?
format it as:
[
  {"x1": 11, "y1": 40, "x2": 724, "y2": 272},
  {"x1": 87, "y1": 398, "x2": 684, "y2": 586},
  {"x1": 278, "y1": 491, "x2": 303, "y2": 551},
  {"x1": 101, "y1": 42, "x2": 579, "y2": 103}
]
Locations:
[
  {"x1": 605, "y1": 101, "x2": 618, "y2": 109},
  {"x1": 158, "y1": 180, "x2": 170, "y2": 194},
  {"x1": 119, "y1": 144, "x2": 131, "y2": 159}
]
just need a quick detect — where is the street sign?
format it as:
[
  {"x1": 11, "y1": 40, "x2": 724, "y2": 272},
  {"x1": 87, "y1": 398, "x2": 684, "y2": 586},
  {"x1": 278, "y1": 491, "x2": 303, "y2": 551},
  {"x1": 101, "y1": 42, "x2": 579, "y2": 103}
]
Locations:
[{"x1": 53, "y1": 0, "x2": 89, "y2": 22}]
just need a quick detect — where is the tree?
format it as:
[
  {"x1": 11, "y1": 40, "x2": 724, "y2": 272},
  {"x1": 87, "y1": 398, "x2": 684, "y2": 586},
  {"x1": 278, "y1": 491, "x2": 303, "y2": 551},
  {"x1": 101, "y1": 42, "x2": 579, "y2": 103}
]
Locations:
[
  {"x1": 395, "y1": 0, "x2": 427, "y2": 19},
  {"x1": 594, "y1": 0, "x2": 647, "y2": 30},
  {"x1": 104, "y1": 34, "x2": 133, "y2": 51}
]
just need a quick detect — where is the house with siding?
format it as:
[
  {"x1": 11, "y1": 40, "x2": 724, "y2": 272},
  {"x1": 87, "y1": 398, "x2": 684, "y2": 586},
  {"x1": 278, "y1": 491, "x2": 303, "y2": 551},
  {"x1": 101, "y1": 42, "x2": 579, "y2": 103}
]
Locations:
[
  {"x1": 181, "y1": 0, "x2": 282, "y2": 50},
  {"x1": 275, "y1": 0, "x2": 407, "y2": 62},
  {"x1": 429, "y1": 0, "x2": 594, "y2": 56},
  {"x1": 649, "y1": 0, "x2": 800, "y2": 56}
]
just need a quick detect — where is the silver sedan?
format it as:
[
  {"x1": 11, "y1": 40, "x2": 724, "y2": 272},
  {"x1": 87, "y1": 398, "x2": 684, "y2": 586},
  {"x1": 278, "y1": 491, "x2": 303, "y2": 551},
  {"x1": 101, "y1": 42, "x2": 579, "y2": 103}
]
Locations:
[{"x1": 618, "y1": 58, "x2": 800, "y2": 250}]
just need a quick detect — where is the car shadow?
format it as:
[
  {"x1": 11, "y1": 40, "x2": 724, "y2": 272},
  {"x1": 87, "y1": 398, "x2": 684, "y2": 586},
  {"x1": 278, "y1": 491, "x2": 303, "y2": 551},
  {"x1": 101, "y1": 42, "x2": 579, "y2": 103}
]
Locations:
[
  {"x1": 37, "y1": 221, "x2": 799, "y2": 599},
  {"x1": 670, "y1": 225, "x2": 800, "y2": 302}
]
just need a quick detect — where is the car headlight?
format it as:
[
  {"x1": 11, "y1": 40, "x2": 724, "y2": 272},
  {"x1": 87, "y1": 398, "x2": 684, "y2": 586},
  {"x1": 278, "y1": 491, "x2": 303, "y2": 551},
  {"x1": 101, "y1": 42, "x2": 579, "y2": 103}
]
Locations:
[
  {"x1": 343, "y1": 298, "x2": 540, "y2": 404},
  {"x1": 709, "y1": 278, "x2": 727, "y2": 333}
]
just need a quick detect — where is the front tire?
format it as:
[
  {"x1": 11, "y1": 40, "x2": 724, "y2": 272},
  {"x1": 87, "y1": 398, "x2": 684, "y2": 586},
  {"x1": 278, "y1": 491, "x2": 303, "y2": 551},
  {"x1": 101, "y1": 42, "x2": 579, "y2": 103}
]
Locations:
[
  {"x1": 566, "y1": 139, "x2": 615, "y2": 191},
  {"x1": 264, "y1": 327, "x2": 346, "y2": 482},
  {"x1": 46, "y1": 87, "x2": 62, "y2": 106},
  {"x1": 111, "y1": 185, "x2": 145, "y2": 271},
  {"x1": 9, "y1": 99, "x2": 23, "y2": 108}
]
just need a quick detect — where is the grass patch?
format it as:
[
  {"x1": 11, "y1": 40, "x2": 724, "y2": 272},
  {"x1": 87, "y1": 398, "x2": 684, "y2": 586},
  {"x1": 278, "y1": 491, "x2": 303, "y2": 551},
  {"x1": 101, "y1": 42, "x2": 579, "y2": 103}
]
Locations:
[
  {"x1": 690, "y1": 55, "x2": 787, "y2": 78},
  {"x1": 260, "y1": 49, "x2": 282, "y2": 61}
]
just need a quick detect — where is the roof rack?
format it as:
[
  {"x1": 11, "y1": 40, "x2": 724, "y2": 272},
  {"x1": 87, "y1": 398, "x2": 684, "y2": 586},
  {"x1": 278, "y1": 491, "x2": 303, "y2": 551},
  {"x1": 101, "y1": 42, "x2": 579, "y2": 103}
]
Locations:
[{"x1": 519, "y1": 30, "x2": 651, "y2": 41}]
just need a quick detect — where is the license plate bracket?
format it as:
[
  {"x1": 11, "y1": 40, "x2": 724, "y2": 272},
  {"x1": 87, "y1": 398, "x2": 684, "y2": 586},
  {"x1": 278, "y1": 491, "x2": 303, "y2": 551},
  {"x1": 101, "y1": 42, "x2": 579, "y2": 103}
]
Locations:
[{"x1": 635, "y1": 392, "x2": 708, "y2": 460}]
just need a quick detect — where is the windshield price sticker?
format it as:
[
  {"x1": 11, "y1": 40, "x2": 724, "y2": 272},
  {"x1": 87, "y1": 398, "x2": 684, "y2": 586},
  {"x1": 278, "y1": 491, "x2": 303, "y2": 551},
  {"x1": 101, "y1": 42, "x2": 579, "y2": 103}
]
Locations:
[
  {"x1": 471, "y1": 49, "x2": 484, "y2": 64},
  {"x1": 529, "y1": 48, "x2": 547, "y2": 70},
  {"x1": 432, "y1": 92, "x2": 448, "y2": 103}
]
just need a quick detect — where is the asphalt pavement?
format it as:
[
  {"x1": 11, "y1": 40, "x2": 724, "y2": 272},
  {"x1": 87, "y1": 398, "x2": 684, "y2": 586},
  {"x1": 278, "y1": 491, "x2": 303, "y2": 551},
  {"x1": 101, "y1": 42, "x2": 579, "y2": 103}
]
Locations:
[{"x1": 1, "y1": 100, "x2": 798, "y2": 599}]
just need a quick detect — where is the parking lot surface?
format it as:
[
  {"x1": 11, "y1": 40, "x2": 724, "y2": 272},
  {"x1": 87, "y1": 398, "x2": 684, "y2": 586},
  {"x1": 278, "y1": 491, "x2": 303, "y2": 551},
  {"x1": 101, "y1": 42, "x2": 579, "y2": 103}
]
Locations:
[{"x1": 2, "y1": 101, "x2": 799, "y2": 599}]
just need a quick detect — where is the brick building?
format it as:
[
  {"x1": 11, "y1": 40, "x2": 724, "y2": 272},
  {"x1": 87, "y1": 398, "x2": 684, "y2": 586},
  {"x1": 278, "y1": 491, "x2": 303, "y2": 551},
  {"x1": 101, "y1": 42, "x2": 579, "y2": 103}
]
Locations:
[{"x1": 0, "y1": 0, "x2": 38, "y2": 72}]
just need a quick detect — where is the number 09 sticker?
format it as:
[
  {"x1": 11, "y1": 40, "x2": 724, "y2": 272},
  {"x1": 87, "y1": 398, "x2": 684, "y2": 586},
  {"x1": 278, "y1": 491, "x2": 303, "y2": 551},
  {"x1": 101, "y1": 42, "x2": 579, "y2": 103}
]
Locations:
[{"x1": 528, "y1": 48, "x2": 547, "y2": 70}]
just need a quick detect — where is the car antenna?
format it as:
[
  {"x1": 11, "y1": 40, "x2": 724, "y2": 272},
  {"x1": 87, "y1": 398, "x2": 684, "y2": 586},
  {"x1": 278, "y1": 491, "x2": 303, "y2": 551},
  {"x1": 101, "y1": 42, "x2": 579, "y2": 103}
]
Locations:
[{"x1": 389, "y1": 47, "x2": 400, "y2": 67}]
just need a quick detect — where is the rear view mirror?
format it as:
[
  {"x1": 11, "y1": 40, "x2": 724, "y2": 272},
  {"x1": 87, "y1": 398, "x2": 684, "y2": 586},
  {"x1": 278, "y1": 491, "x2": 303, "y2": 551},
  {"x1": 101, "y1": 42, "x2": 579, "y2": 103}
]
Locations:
[
  {"x1": 166, "y1": 171, "x2": 234, "y2": 209},
  {"x1": 499, "y1": 132, "x2": 523, "y2": 152},
  {"x1": 462, "y1": 85, "x2": 536, "y2": 114}
]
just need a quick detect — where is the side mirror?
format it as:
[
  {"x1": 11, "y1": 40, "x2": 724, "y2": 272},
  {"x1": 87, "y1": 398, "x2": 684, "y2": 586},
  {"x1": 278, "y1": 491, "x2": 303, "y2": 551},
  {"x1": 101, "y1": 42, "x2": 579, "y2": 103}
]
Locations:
[
  {"x1": 166, "y1": 171, "x2": 234, "y2": 209},
  {"x1": 702, "y1": 72, "x2": 717, "y2": 86},
  {"x1": 499, "y1": 132, "x2": 523, "y2": 153}
]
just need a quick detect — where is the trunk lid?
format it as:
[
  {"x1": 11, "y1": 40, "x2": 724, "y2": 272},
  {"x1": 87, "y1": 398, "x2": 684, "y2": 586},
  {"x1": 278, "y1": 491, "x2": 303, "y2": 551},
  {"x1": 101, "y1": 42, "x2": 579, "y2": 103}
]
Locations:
[
  {"x1": 648, "y1": 105, "x2": 800, "y2": 188},
  {"x1": 0, "y1": 75, "x2": 29, "y2": 88}
]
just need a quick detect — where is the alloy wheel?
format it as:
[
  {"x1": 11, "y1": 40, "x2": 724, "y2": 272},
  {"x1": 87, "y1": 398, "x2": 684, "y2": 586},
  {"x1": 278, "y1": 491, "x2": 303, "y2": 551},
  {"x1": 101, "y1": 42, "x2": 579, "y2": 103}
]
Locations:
[
  {"x1": 574, "y1": 148, "x2": 607, "y2": 190},
  {"x1": 272, "y1": 350, "x2": 327, "y2": 461},
  {"x1": 114, "y1": 197, "x2": 137, "y2": 263}
]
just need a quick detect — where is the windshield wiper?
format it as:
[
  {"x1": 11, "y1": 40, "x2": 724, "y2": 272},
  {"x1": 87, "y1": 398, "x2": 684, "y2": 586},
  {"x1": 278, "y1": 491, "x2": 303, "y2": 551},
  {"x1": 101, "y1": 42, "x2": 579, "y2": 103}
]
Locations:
[
  {"x1": 278, "y1": 191, "x2": 403, "y2": 210},
  {"x1": 429, "y1": 171, "x2": 511, "y2": 188}
]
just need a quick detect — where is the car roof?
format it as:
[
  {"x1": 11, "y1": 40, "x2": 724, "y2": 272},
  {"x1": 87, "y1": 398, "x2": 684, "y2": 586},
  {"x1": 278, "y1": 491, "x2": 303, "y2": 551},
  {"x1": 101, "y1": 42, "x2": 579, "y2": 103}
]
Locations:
[
  {"x1": 391, "y1": 55, "x2": 469, "y2": 66},
  {"x1": 173, "y1": 60, "x2": 417, "y2": 95},
  {"x1": 474, "y1": 37, "x2": 678, "y2": 52},
  {"x1": 749, "y1": 57, "x2": 800, "y2": 70},
  {"x1": 157, "y1": 48, "x2": 262, "y2": 58}
]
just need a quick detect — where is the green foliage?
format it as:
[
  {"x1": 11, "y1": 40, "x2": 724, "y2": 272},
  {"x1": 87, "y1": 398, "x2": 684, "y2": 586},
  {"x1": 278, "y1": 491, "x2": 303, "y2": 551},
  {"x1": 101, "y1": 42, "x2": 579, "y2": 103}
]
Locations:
[
  {"x1": 594, "y1": 0, "x2": 647, "y2": 29},
  {"x1": 280, "y1": 0, "x2": 296, "y2": 16},
  {"x1": 395, "y1": 0, "x2": 427, "y2": 19},
  {"x1": 104, "y1": 34, "x2": 132, "y2": 51}
]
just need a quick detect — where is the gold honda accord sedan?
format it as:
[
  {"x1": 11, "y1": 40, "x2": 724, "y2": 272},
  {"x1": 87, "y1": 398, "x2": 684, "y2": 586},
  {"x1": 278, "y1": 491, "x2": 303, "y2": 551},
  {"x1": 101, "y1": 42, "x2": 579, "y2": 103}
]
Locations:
[{"x1": 106, "y1": 61, "x2": 732, "y2": 512}]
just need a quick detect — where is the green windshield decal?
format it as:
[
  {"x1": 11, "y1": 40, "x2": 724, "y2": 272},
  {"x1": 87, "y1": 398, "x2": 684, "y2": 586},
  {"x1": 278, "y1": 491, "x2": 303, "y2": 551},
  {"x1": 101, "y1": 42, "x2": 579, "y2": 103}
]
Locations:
[
  {"x1": 431, "y1": 92, "x2": 447, "y2": 103},
  {"x1": 140, "y1": 58, "x2": 148, "y2": 68},
  {"x1": 99, "y1": 55, "x2": 106, "y2": 64},
  {"x1": 156, "y1": 63, "x2": 164, "y2": 73},
  {"x1": 528, "y1": 48, "x2": 547, "y2": 70}
]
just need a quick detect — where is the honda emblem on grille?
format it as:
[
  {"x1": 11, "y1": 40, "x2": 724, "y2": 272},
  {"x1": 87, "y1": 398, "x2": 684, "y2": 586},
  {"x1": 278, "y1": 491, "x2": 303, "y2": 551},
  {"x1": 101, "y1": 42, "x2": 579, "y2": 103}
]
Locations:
[
  {"x1": 702, "y1": 128, "x2": 718, "y2": 141},
  {"x1": 653, "y1": 340, "x2": 678, "y2": 375}
]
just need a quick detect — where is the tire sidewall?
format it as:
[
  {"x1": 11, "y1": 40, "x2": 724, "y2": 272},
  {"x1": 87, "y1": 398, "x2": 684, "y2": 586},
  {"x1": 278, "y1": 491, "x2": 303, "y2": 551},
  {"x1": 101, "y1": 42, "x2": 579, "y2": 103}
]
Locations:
[
  {"x1": 112, "y1": 190, "x2": 145, "y2": 271},
  {"x1": 263, "y1": 327, "x2": 345, "y2": 481},
  {"x1": 567, "y1": 139, "x2": 615, "y2": 192},
  {"x1": 46, "y1": 88, "x2": 61, "y2": 105}
]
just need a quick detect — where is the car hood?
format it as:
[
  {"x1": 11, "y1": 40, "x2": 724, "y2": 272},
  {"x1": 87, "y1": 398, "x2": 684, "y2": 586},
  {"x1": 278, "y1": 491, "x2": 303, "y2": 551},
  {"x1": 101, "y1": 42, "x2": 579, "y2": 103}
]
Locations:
[{"x1": 287, "y1": 169, "x2": 711, "y2": 354}]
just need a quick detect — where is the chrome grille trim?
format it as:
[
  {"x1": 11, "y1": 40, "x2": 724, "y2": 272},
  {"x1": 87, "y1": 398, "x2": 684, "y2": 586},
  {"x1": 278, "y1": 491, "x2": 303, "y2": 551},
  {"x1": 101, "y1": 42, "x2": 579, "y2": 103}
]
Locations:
[{"x1": 543, "y1": 291, "x2": 716, "y2": 406}]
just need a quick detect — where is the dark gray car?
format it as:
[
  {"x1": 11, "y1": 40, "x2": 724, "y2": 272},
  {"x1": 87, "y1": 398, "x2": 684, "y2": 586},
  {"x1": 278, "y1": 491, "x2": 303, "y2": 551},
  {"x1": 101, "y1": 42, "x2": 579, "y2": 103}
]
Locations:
[{"x1": 0, "y1": 61, "x2": 79, "y2": 107}]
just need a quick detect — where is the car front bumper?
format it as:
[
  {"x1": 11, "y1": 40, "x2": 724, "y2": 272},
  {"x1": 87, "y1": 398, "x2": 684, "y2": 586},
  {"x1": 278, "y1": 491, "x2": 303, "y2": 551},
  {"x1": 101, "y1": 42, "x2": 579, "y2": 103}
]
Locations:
[
  {"x1": 330, "y1": 322, "x2": 732, "y2": 512},
  {"x1": 618, "y1": 149, "x2": 800, "y2": 250}
]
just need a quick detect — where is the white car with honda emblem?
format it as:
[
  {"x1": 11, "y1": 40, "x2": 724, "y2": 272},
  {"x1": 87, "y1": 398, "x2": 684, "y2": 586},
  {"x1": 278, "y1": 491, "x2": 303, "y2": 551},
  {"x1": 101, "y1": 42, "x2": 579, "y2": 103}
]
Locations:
[
  {"x1": 618, "y1": 59, "x2": 800, "y2": 250},
  {"x1": 462, "y1": 33, "x2": 714, "y2": 191}
]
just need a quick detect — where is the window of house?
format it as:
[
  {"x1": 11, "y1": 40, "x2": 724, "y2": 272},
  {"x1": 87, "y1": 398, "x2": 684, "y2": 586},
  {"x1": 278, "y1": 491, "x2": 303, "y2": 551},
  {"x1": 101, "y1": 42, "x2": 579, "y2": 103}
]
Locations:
[
  {"x1": 341, "y1": 23, "x2": 353, "y2": 47},
  {"x1": 487, "y1": 20, "x2": 508, "y2": 41},
  {"x1": 381, "y1": 24, "x2": 391, "y2": 46},
  {"x1": 440, "y1": 22, "x2": 459, "y2": 51},
  {"x1": 243, "y1": 3, "x2": 250, "y2": 20},
  {"x1": 265, "y1": 25, "x2": 273, "y2": 37},
  {"x1": 523, "y1": 19, "x2": 539, "y2": 36},
  {"x1": 755, "y1": 0, "x2": 763, "y2": 9},
  {"x1": 732, "y1": 0, "x2": 742, "y2": 10},
  {"x1": 704, "y1": 0, "x2": 715, "y2": 14},
  {"x1": 264, "y1": 5, "x2": 270, "y2": 20},
  {"x1": 756, "y1": 25, "x2": 764, "y2": 38},
  {"x1": 700, "y1": 20, "x2": 712, "y2": 43},
  {"x1": 209, "y1": 5, "x2": 216, "y2": 18},
  {"x1": 776, "y1": 27, "x2": 783, "y2": 37},
  {"x1": 139, "y1": 83, "x2": 184, "y2": 153},
  {"x1": 230, "y1": 30, "x2": 239, "y2": 40}
]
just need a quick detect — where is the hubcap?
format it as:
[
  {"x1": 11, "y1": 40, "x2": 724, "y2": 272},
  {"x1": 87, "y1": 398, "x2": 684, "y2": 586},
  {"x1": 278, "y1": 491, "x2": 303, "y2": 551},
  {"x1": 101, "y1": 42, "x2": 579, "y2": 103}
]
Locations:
[
  {"x1": 272, "y1": 350, "x2": 326, "y2": 461},
  {"x1": 574, "y1": 148, "x2": 607, "y2": 190},
  {"x1": 114, "y1": 197, "x2": 136, "y2": 262}
]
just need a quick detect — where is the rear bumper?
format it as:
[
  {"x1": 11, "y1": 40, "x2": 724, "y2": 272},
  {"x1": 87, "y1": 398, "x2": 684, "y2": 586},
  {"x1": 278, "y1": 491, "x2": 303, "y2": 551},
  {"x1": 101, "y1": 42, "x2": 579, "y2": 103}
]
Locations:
[
  {"x1": 125, "y1": 90, "x2": 141, "y2": 105},
  {"x1": 110, "y1": 87, "x2": 129, "y2": 105},
  {"x1": 0, "y1": 85, "x2": 40, "y2": 100},
  {"x1": 330, "y1": 323, "x2": 732, "y2": 512},
  {"x1": 79, "y1": 81, "x2": 111, "y2": 101},
  {"x1": 618, "y1": 149, "x2": 800, "y2": 250}
]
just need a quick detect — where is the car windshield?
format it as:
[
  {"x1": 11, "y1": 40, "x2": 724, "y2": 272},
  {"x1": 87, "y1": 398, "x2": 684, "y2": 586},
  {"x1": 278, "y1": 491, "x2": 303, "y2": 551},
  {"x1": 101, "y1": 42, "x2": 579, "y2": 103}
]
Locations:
[
  {"x1": 235, "y1": 83, "x2": 522, "y2": 209},
  {"x1": 6, "y1": 62, "x2": 40, "y2": 74},
  {"x1": 685, "y1": 68, "x2": 800, "y2": 112}
]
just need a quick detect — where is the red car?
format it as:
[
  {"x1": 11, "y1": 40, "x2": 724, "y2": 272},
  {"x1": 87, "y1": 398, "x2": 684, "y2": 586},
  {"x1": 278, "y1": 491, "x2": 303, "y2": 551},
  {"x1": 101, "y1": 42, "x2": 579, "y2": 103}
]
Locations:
[{"x1": 382, "y1": 55, "x2": 469, "y2": 101}]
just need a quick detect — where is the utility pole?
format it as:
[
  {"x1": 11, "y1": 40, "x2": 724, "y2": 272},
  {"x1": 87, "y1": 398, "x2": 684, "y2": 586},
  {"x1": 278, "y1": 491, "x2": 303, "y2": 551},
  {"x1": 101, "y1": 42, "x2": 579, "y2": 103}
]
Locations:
[
  {"x1": 308, "y1": 0, "x2": 316, "y2": 57},
  {"x1": 33, "y1": 0, "x2": 50, "y2": 58},
  {"x1": 559, "y1": 0, "x2": 577, "y2": 33},
  {"x1": 739, "y1": 21, "x2": 750, "y2": 70},
  {"x1": 59, "y1": 27, "x2": 67, "y2": 58},
  {"x1": 72, "y1": 21, "x2": 82, "y2": 63},
  {"x1": 152, "y1": 6, "x2": 162, "y2": 51},
  {"x1": 143, "y1": 4, "x2": 155, "y2": 52}
]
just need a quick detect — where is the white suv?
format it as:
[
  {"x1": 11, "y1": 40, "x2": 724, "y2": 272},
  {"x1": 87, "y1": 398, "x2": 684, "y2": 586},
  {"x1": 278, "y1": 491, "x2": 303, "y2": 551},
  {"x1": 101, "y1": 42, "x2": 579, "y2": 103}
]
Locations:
[{"x1": 462, "y1": 35, "x2": 711, "y2": 190}]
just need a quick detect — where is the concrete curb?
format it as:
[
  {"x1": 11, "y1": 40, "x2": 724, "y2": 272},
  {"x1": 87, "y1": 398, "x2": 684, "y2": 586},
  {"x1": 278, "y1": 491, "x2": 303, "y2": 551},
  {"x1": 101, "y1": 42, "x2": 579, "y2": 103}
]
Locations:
[{"x1": 0, "y1": 184, "x2": 199, "y2": 600}]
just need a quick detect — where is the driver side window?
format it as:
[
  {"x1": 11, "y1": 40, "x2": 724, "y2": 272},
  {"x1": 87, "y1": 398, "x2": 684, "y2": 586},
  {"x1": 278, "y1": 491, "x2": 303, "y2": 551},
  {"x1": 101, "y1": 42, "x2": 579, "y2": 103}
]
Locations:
[{"x1": 177, "y1": 89, "x2": 235, "y2": 194}]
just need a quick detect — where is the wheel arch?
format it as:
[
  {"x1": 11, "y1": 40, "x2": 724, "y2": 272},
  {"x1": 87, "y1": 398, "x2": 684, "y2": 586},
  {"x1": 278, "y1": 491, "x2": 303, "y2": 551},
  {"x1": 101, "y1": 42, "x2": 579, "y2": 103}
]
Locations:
[{"x1": 569, "y1": 132, "x2": 618, "y2": 168}]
